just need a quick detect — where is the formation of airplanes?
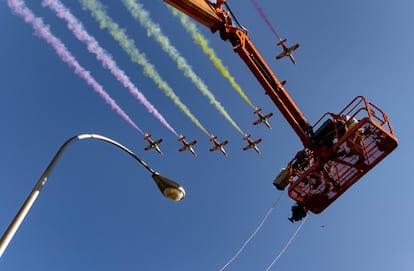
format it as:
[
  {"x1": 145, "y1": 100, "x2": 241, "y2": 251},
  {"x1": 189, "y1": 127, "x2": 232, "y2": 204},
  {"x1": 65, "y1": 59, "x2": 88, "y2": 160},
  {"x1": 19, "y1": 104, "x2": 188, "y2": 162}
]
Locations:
[
  {"x1": 143, "y1": 132, "x2": 264, "y2": 155},
  {"x1": 142, "y1": 37, "x2": 296, "y2": 156},
  {"x1": 276, "y1": 38, "x2": 299, "y2": 64},
  {"x1": 144, "y1": 107, "x2": 272, "y2": 156}
]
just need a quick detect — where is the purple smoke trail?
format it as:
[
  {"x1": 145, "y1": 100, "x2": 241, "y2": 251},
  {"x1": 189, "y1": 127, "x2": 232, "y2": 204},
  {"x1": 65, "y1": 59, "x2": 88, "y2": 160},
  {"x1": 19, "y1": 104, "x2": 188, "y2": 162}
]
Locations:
[
  {"x1": 42, "y1": 0, "x2": 178, "y2": 137},
  {"x1": 251, "y1": 0, "x2": 280, "y2": 40},
  {"x1": 7, "y1": 0, "x2": 143, "y2": 135}
]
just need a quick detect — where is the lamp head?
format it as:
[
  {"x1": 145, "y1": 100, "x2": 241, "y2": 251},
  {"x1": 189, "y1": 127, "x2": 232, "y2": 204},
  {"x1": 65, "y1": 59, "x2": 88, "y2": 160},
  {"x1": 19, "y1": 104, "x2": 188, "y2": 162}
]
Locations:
[{"x1": 151, "y1": 173, "x2": 186, "y2": 201}]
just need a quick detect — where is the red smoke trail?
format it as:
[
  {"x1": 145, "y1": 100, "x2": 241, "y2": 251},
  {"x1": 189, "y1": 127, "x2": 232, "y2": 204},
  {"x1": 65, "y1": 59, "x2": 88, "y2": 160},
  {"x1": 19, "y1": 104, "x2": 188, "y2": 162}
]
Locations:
[
  {"x1": 251, "y1": 0, "x2": 280, "y2": 40},
  {"x1": 43, "y1": 0, "x2": 178, "y2": 136},
  {"x1": 7, "y1": 0, "x2": 143, "y2": 135}
]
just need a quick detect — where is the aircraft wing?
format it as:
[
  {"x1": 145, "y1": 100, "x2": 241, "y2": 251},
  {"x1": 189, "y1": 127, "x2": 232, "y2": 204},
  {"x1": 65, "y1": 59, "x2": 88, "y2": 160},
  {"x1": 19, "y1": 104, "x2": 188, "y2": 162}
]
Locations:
[
  {"x1": 178, "y1": 146, "x2": 187, "y2": 152},
  {"x1": 154, "y1": 138, "x2": 163, "y2": 144},
  {"x1": 264, "y1": 112, "x2": 273, "y2": 118},
  {"x1": 222, "y1": 140, "x2": 229, "y2": 146},
  {"x1": 210, "y1": 145, "x2": 219, "y2": 151},
  {"x1": 144, "y1": 145, "x2": 152, "y2": 151},
  {"x1": 253, "y1": 119, "x2": 261, "y2": 125},
  {"x1": 243, "y1": 145, "x2": 251, "y2": 151},
  {"x1": 254, "y1": 138, "x2": 262, "y2": 144},
  {"x1": 276, "y1": 51, "x2": 289, "y2": 59},
  {"x1": 290, "y1": 44, "x2": 300, "y2": 51}
]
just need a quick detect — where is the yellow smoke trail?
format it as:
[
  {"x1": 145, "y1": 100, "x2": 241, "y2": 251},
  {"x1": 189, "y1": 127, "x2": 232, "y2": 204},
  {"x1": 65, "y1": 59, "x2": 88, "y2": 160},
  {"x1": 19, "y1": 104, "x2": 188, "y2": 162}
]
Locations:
[
  {"x1": 169, "y1": 6, "x2": 255, "y2": 110},
  {"x1": 122, "y1": 0, "x2": 244, "y2": 135},
  {"x1": 80, "y1": 0, "x2": 209, "y2": 135}
]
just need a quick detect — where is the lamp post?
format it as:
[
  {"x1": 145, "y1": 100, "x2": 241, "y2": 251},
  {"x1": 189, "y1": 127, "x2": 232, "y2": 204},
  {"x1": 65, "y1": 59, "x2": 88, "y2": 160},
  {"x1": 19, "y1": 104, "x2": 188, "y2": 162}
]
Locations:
[{"x1": 0, "y1": 133, "x2": 186, "y2": 257}]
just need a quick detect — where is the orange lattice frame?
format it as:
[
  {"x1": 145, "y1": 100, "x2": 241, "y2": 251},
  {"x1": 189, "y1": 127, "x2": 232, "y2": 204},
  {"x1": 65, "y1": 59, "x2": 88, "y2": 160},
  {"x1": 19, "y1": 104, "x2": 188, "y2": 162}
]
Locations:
[{"x1": 287, "y1": 96, "x2": 398, "y2": 213}]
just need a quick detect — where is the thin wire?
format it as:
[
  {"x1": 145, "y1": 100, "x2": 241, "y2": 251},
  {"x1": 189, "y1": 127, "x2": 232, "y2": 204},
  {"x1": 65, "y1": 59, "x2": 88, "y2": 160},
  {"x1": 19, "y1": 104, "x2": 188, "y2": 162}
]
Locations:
[
  {"x1": 265, "y1": 215, "x2": 308, "y2": 271},
  {"x1": 223, "y1": 2, "x2": 248, "y2": 32},
  {"x1": 219, "y1": 192, "x2": 284, "y2": 271}
]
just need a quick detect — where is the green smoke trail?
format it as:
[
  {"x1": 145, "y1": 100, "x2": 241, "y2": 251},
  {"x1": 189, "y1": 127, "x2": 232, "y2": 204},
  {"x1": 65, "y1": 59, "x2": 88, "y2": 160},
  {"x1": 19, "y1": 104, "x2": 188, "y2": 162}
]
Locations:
[
  {"x1": 122, "y1": 0, "x2": 244, "y2": 135},
  {"x1": 169, "y1": 6, "x2": 255, "y2": 110},
  {"x1": 80, "y1": 0, "x2": 209, "y2": 135}
]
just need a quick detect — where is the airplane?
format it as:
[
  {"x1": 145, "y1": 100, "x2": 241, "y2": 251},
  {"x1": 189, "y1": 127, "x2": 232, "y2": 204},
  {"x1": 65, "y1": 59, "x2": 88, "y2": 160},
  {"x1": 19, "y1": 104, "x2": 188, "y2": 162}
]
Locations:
[
  {"x1": 209, "y1": 134, "x2": 229, "y2": 156},
  {"x1": 242, "y1": 134, "x2": 262, "y2": 154},
  {"x1": 253, "y1": 107, "x2": 273, "y2": 129},
  {"x1": 275, "y1": 38, "x2": 300, "y2": 64},
  {"x1": 143, "y1": 133, "x2": 163, "y2": 155},
  {"x1": 178, "y1": 134, "x2": 197, "y2": 156}
]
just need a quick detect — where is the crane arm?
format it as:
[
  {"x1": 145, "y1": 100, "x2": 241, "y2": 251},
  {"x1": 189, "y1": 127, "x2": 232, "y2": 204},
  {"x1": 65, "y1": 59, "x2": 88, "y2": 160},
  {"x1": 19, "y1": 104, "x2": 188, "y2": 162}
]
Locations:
[
  {"x1": 228, "y1": 28, "x2": 313, "y2": 146},
  {"x1": 164, "y1": 0, "x2": 313, "y2": 147}
]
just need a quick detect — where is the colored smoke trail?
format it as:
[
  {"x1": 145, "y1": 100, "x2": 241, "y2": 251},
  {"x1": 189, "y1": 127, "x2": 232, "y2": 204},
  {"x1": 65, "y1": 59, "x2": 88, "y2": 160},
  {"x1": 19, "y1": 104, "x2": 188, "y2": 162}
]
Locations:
[
  {"x1": 122, "y1": 0, "x2": 244, "y2": 135},
  {"x1": 42, "y1": 0, "x2": 177, "y2": 137},
  {"x1": 169, "y1": 7, "x2": 255, "y2": 110},
  {"x1": 80, "y1": 0, "x2": 209, "y2": 136},
  {"x1": 251, "y1": 0, "x2": 280, "y2": 40},
  {"x1": 7, "y1": 0, "x2": 143, "y2": 135}
]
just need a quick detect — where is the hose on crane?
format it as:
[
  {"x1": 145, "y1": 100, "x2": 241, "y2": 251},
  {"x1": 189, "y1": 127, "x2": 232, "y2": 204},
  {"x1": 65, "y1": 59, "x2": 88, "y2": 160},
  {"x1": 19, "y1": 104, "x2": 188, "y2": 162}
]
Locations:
[{"x1": 223, "y1": 2, "x2": 248, "y2": 33}]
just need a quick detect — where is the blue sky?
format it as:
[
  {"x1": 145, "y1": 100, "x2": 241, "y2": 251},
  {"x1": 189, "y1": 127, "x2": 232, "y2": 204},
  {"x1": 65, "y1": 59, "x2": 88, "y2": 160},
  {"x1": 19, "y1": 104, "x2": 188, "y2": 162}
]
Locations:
[{"x1": 1, "y1": 0, "x2": 413, "y2": 270}]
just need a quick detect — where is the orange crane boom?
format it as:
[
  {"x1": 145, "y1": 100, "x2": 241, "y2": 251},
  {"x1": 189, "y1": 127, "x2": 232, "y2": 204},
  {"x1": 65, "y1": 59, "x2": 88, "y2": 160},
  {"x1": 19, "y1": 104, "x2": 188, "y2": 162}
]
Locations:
[{"x1": 165, "y1": 0, "x2": 398, "y2": 214}]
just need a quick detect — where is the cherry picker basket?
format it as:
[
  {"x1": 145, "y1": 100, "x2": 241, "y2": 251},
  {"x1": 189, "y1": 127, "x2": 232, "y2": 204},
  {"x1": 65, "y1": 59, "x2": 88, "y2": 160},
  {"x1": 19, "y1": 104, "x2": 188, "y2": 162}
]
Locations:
[{"x1": 286, "y1": 96, "x2": 398, "y2": 213}]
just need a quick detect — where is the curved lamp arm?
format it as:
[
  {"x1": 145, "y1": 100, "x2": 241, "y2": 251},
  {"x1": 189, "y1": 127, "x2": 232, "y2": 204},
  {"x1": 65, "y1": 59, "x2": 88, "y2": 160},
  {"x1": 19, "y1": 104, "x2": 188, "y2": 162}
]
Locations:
[{"x1": 0, "y1": 133, "x2": 186, "y2": 257}]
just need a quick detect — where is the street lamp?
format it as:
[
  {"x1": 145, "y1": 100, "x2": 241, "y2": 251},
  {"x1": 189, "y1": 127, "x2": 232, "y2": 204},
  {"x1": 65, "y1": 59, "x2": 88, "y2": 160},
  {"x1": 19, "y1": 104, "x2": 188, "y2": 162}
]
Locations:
[{"x1": 0, "y1": 133, "x2": 186, "y2": 257}]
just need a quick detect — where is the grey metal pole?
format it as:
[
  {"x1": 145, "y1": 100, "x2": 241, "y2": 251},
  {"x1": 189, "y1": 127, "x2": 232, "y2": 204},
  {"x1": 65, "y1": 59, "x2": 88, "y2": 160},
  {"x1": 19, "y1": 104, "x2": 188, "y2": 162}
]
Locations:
[{"x1": 0, "y1": 133, "x2": 184, "y2": 257}]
